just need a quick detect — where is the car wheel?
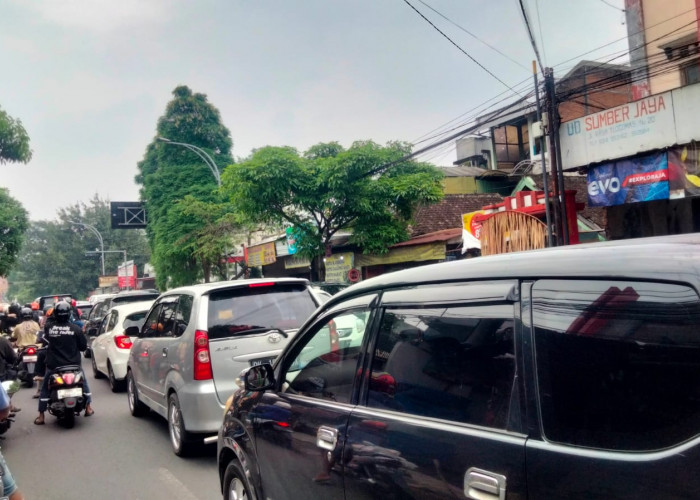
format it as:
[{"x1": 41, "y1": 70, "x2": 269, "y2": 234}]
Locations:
[
  {"x1": 223, "y1": 460, "x2": 256, "y2": 500},
  {"x1": 127, "y1": 370, "x2": 148, "y2": 417},
  {"x1": 107, "y1": 362, "x2": 125, "y2": 393},
  {"x1": 92, "y1": 355, "x2": 105, "y2": 379},
  {"x1": 168, "y1": 393, "x2": 195, "y2": 457}
]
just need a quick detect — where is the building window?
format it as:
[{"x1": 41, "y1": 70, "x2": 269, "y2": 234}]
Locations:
[
  {"x1": 493, "y1": 121, "x2": 529, "y2": 169},
  {"x1": 681, "y1": 61, "x2": 700, "y2": 86}
]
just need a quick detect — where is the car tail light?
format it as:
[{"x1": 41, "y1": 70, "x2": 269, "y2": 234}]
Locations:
[
  {"x1": 248, "y1": 282, "x2": 275, "y2": 288},
  {"x1": 194, "y1": 330, "x2": 213, "y2": 380},
  {"x1": 26, "y1": 347, "x2": 36, "y2": 355},
  {"x1": 114, "y1": 335, "x2": 133, "y2": 349}
]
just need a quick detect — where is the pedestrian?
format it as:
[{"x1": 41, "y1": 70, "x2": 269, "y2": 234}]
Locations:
[{"x1": 0, "y1": 382, "x2": 24, "y2": 499}]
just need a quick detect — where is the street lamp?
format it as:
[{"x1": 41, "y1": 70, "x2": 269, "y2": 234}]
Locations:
[
  {"x1": 70, "y1": 221, "x2": 105, "y2": 276},
  {"x1": 157, "y1": 136, "x2": 230, "y2": 279}
]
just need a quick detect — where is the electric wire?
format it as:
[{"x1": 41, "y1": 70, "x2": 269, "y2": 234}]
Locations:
[
  {"x1": 401, "y1": 0, "x2": 523, "y2": 94},
  {"x1": 534, "y1": 0, "x2": 548, "y2": 66},
  {"x1": 415, "y1": 0, "x2": 529, "y2": 71},
  {"x1": 599, "y1": 0, "x2": 625, "y2": 12},
  {"x1": 518, "y1": 0, "x2": 545, "y2": 72}
]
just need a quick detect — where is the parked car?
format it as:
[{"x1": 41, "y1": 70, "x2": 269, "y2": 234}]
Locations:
[
  {"x1": 91, "y1": 301, "x2": 154, "y2": 392},
  {"x1": 127, "y1": 278, "x2": 321, "y2": 456},
  {"x1": 218, "y1": 233, "x2": 700, "y2": 500}
]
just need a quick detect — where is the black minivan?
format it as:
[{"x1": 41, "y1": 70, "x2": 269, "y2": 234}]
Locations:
[{"x1": 217, "y1": 233, "x2": 700, "y2": 500}]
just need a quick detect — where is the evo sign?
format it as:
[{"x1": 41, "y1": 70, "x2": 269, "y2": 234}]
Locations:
[
  {"x1": 587, "y1": 153, "x2": 669, "y2": 207},
  {"x1": 560, "y1": 84, "x2": 700, "y2": 170}
]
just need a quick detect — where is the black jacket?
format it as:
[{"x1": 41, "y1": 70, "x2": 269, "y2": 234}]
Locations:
[
  {"x1": 45, "y1": 321, "x2": 86, "y2": 369},
  {"x1": 0, "y1": 337, "x2": 17, "y2": 381}
]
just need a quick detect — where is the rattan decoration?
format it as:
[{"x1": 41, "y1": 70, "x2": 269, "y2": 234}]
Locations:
[{"x1": 480, "y1": 211, "x2": 547, "y2": 256}]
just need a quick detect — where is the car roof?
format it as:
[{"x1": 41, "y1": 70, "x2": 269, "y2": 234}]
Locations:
[
  {"x1": 107, "y1": 300, "x2": 155, "y2": 316},
  {"x1": 159, "y1": 278, "x2": 311, "y2": 297},
  {"x1": 326, "y1": 233, "x2": 700, "y2": 308}
]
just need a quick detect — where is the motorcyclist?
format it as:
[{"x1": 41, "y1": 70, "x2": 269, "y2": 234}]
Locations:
[
  {"x1": 34, "y1": 301, "x2": 93, "y2": 425},
  {"x1": 0, "y1": 335, "x2": 17, "y2": 382},
  {"x1": 12, "y1": 308, "x2": 40, "y2": 348},
  {"x1": 0, "y1": 303, "x2": 20, "y2": 335},
  {"x1": 0, "y1": 383, "x2": 25, "y2": 499}
]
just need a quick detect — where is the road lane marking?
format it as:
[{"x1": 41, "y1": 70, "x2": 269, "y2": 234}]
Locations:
[{"x1": 158, "y1": 467, "x2": 200, "y2": 500}]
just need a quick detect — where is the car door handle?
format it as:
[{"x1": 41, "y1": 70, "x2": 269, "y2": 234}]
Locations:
[
  {"x1": 162, "y1": 347, "x2": 168, "y2": 357},
  {"x1": 464, "y1": 467, "x2": 506, "y2": 500},
  {"x1": 316, "y1": 426, "x2": 338, "y2": 451}
]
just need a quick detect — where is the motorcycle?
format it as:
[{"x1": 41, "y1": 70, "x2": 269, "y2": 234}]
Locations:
[
  {"x1": 16, "y1": 345, "x2": 40, "y2": 388},
  {"x1": 0, "y1": 379, "x2": 20, "y2": 436},
  {"x1": 46, "y1": 365, "x2": 86, "y2": 428}
]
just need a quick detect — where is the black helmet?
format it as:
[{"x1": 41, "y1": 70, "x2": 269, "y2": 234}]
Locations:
[
  {"x1": 54, "y1": 302, "x2": 71, "y2": 323},
  {"x1": 8, "y1": 303, "x2": 21, "y2": 316},
  {"x1": 20, "y1": 307, "x2": 33, "y2": 321}
]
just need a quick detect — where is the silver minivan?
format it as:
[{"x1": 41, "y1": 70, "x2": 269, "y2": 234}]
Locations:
[{"x1": 126, "y1": 278, "x2": 319, "y2": 456}]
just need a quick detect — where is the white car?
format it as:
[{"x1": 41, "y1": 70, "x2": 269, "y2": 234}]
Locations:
[{"x1": 91, "y1": 301, "x2": 154, "y2": 392}]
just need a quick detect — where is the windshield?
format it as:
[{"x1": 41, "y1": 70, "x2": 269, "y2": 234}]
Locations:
[{"x1": 208, "y1": 284, "x2": 317, "y2": 340}]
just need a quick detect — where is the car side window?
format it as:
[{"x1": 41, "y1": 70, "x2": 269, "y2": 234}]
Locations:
[
  {"x1": 533, "y1": 279, "x2": 700, "y2": 451},
  {"x1": 158, "y1": 299, "x2": 179, "y2": 338},
  {"x1": 98, "y1": 314, "x2": 110, "y2": 335},
  {"x1": 174, "y1": 295, "x2": 193, "y2": 337},
  {"x1": 367, "y1": 304, "x2": 516, "y2": 429},
  {"x1": 107, "y1": 311, "x2": 118, "y2": 332},
  {"x1": 281, "y1": 309, "x2": 372, "y2": 404},
  {"x1": 142, "y1": 305, "x2": 163, "y2": 338}
]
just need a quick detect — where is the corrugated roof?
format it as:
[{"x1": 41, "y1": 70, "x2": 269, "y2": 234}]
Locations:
[
  {"x1": 439, "y1": 166, "x2": 488, "y2": 177},
  {"x1": 392, "y1": 228, "x2": 463, "y2": 248}
]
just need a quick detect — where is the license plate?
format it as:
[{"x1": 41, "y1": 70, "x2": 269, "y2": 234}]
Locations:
[
  {"x1": 23, "y1": 355, "x2": 38, "y2": 363},
  {"x1": 250, "y1": 357, "x2": 275, "y2": 367},
  {"x1": 57, "y1": 388, "x2": 83, "y2": 399}
]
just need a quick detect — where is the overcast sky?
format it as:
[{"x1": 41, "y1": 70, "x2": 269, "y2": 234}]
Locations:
[{"x1": 0, "y1": 0, "x2": 628, "y2": 220}]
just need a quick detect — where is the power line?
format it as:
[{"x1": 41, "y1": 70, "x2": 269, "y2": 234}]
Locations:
[
  {"x1": 535, "y1": 0, "x2": 548, "y2": 66},
  {"x1": 415, "y1": 0, "x2": 529, "y2": 71},
  {"x1": 518, "y1": 0, "x2": 545, "y2": 72},
  {"x1": 599, "y1": 0, "x2": 625, "y2": 12},
  {"x1": 401, "y1": 0, "x2": 522, "y2": 95}
]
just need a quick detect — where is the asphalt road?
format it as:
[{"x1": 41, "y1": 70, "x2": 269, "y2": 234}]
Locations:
[{"x1": 1, "y1": 357, "x2": 221, "y2": 499}]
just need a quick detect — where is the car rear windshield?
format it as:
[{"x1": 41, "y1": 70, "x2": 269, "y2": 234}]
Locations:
[
  {"x1": 123, "y1": 311, "x2": 148, "y2": 331},
  {"x1": 208, "y1": 284, "x2": 317, "y2": 340}
]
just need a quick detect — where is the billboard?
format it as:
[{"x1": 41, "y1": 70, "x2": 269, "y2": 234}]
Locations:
[
  {"x1": 587, "y1": 153, "x2": 669, "y2": 207},
  {"x1": 117, "y1": 261, "x2": 137, "y2": 289}
]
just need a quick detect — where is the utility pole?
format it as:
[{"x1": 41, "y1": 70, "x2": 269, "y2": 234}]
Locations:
[
  {"x1": 532, "y1": 61, "x2": 553, "y2": 247},
  {"x1": 543, "y1": 67, "x2": 570, "y2": 245}
]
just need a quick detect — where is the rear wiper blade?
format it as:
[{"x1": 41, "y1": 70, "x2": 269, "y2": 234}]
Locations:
[{"x1": 233, "y1": 327, "x2": 288, "y2": 338}]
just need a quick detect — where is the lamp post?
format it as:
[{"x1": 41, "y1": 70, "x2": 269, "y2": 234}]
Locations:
[
  {"x1": 157, "y1": 136, "x2": 230, "y2": 280},
  {"x1": 70, "y1": 221, "x2": 105, "y2": 276}
]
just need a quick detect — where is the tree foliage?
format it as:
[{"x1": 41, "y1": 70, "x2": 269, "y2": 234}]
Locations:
[
  {"x1": 135, "y1": 86, "x2": 234, "y2": 288},
  {"x1": 221, "y1": 140, "x2": 443, "y2": 279},
  {"x1": 0, "y1": 188, "x2": 29, "y2": 277},
  {"x1": 0, "y1": 106, "x2": 32, "y2": 165},
  {"x1": 7, "y1": 195, "x2": 150, "y2": 303}
]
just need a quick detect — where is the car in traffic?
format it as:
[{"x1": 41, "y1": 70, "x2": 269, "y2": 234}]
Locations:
[
  {"x1": 126, "y1": 278, "x2": 320, "y2": 456},
  {"x1": 90, "y1": 301, "x2": 155, "y2": 392},
  {"x1": 34, "y1": 294, "x2": 73, "y2": 312},
  {"x1": 217, "y1": 233, "x2": 700, "y2": 500},
  {"x1": 82, "y1": 296, "x2": 115, "y2": 358}
]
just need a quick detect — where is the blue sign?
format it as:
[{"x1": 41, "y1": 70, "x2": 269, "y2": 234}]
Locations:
[
  {"x1": 587, "y1": 153, "x2": 669, "y2": 207},
  {"x1": 285, "y1": 227, "x2": 298, "y2": 255}
]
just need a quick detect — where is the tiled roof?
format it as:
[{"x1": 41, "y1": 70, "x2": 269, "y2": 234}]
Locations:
[
  {"x1": 411, "y1": 193, "x2": 504, "y2": 237},
  {"x1": 392, "y1": 228, "x2": 462, "y2": 248}
]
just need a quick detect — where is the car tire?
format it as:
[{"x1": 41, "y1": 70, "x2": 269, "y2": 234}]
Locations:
[
  {"x1": 223, "y1": 460, "x2": 256, "y2": 500},
  {"x1": 91, "y1": 355, "x2": 105, "y2": 379},
  {"x1": 168, "y1": 393, "x2": 195, "y2": 457},
  {"x1": 127, "y1": 370, "x2": 148, "y2": 417},
  {"x1": 107, "y1": 362, "x2": 125, "y2": 393}
]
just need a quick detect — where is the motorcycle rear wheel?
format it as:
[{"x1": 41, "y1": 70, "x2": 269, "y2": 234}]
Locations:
[{"x1": 60, "y1": 411, "x2": 75, "y2": 429}]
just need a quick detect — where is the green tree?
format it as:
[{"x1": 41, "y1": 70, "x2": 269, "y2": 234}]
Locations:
[
  {"x1": 0, "y1": 106, "x2": 32, "y2": 164},
  {"x1": 136, "y1": 86, "x2": 234, "y2": 288},
  {"x1": 0, "y1": 188, "x2": 29, "y2": 277},
  {"x1": 7, "y1": 195, "x2": 151, "y2": 303},
  {"x1": 221, "y1": 140, "x2": 443, "y2": 280}
]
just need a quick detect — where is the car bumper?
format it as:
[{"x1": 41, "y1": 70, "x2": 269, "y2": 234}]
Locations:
[{"x1": 177, "y1": 381, "x2": 225, "y2": 434}]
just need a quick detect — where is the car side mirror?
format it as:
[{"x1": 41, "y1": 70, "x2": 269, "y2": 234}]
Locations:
[
  {"x1": 124, "y1": 326, "x2": 139, "y2": 337},
  {"x1": 243, "y1": 364, "x2": 275, "y2": 392}
]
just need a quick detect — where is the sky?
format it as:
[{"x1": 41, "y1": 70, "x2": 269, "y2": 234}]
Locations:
[{"x1": 0, "y1": 0, "x2": 629, "y2": 220}]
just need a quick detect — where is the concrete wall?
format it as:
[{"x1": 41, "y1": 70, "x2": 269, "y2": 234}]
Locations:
[{"x1": 442, "y1": 176, "x2": 478, "y2": 194}]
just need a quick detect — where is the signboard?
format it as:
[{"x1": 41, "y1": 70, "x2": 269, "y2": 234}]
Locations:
[
  {"x1": 117, "y1": 261, "x2": 137, "y2": 289},
  {"x1": 324, "y1": 252, "x2": 354, "y2": 283},
  {"x1": 561, "y1": 93, "x2": 674, "y2": 169},
  {"x1": 462, "y1": 211, "x2": 484, "y2": 251},
  {"x1": 246, "y1": 242, "x2": 276, "y2": 267},
  {"x1": 285, "y1": 227, "x2": 298, "y2": 255},
  {"x1": 587, "y1": 153, "x2": 669, "y2": 207},
  {"x1": 275, "y1": 238, "x2": 290, "y2": 258},
  {"x1": 285, "y1": 256, "x2": 311, "y2": 269},
  {"x1": 98, "y1": 276, "x2": 119, "y2": 288},
  {"x1": 111, "y1": 202, "x2": 147, "y2": 229}
]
